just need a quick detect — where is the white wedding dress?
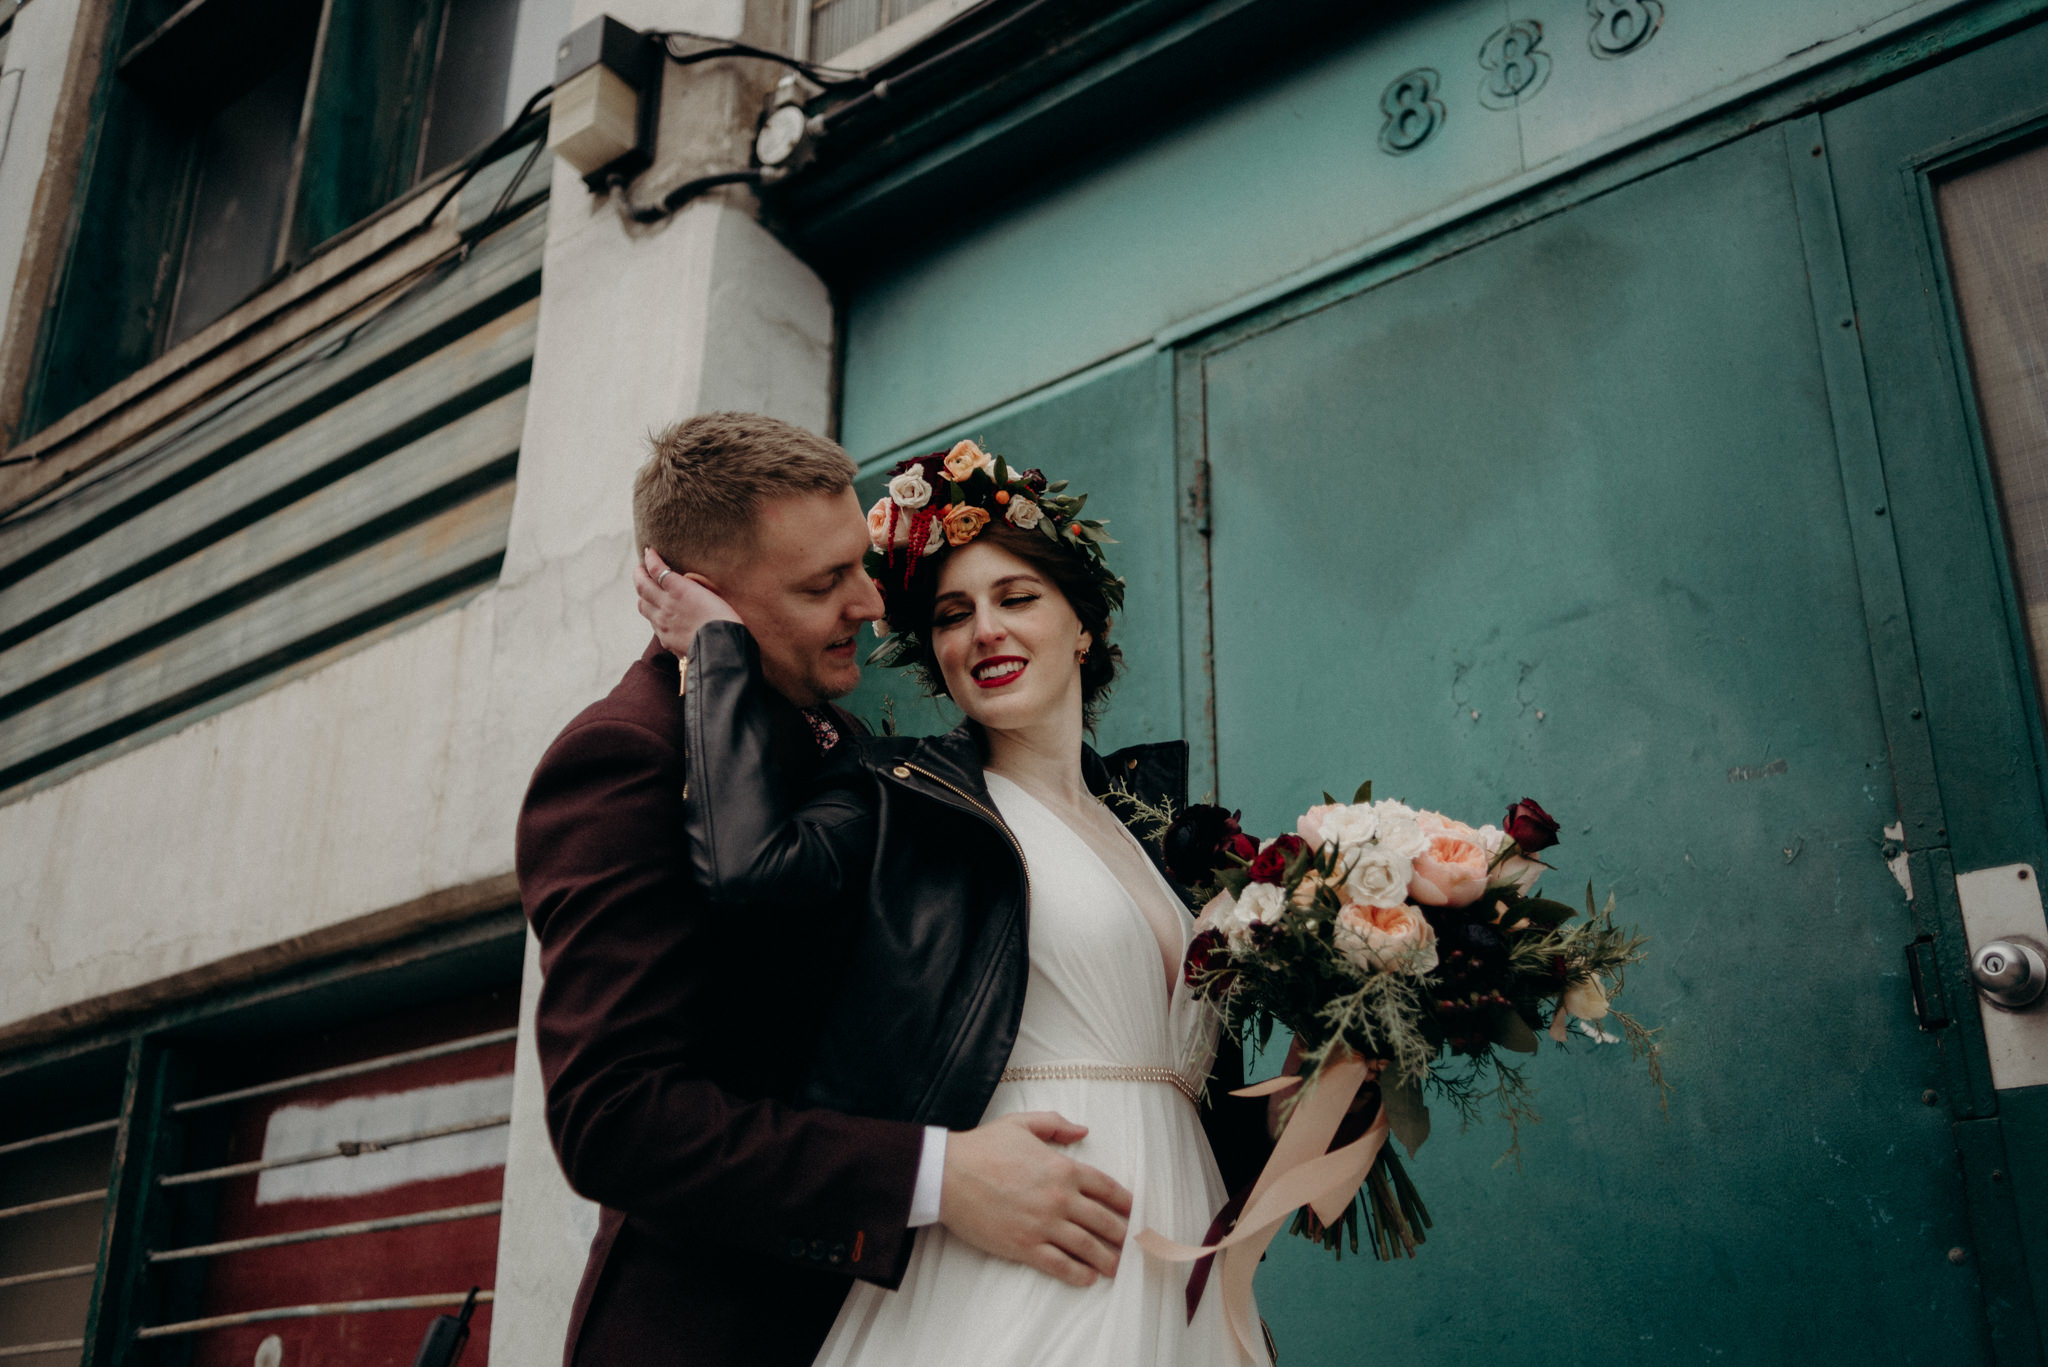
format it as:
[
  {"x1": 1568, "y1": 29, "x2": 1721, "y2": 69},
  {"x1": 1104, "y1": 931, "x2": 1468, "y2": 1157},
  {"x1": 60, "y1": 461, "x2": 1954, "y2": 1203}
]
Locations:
[{"x1": 813, "y1": 773, "x2": 1268, "y2": 1367}]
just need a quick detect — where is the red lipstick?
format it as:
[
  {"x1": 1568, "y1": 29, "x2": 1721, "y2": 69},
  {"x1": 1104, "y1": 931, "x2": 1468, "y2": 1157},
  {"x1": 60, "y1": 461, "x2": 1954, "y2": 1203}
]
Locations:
[{"x1": 971, "y1": 656, "x2": 1027, "y2": 689}]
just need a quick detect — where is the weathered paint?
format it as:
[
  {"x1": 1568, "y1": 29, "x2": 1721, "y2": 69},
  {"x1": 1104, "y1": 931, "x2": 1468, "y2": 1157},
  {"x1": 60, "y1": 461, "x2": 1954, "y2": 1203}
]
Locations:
[
  {"x1": 1821, "y1": 24, "x2": 2048, "y2": 1355},
  {"x1": 835, "y1": 0, "x2": 1979, "y2": 462},
  {"x1": 829, "y1": 3, "x2": 2048, "y2": 1362},
  {"x1": 1195, "y1": 121, "x2": 1976, "y2": 1366}
]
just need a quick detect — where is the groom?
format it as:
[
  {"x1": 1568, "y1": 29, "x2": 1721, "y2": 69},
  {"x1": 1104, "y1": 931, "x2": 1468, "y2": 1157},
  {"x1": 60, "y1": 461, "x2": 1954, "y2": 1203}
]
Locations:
[{"x1": 517, "y1": 412, "x2": 1134, "y2": 1367}]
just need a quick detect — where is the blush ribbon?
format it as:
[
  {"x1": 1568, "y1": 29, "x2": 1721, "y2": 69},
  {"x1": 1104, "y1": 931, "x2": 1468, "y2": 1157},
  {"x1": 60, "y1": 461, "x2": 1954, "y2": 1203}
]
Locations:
[{"x1": 1134, "y1": 1049, "x2": 1389, "y2": 1364}]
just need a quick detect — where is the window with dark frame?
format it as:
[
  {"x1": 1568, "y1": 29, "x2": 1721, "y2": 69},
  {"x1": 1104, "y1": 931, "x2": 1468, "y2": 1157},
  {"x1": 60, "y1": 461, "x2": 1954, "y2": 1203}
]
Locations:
[
  {"x1": 809, "y1": 0, "x2": 951, "y2": 62},
  {"x1": 22, "y1": 0, "x2": 528, "y2": 437},
  {"x1": 0, "y1": 912, "x2": 523, "y2": 1366}
]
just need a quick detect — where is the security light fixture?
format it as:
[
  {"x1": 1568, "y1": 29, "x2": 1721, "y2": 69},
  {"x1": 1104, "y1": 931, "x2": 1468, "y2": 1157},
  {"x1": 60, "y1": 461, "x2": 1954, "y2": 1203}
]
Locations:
[{"x1": 548, "y1": 15, "x2": 661, "y2": 190}]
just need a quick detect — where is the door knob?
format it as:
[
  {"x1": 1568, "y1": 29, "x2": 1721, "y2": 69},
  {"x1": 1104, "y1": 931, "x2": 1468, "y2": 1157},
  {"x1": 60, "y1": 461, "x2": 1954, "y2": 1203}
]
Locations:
[{"x1": 1972, "y1": 939, "x2": 2047, "y2": 1009}]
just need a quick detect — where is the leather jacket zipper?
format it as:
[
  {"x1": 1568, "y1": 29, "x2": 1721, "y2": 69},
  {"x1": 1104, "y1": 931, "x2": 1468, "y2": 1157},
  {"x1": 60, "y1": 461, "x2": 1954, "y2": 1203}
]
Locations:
[{"x1": 900, "y1": 762, "x2": 1032, "y2": 895}]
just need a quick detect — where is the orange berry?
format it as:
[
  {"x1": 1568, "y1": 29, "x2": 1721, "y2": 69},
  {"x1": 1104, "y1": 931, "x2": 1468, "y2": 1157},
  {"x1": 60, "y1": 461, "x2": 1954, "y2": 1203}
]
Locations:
[{"x1": 995, "y1": 490, "x2": 1010, "y2": 504}]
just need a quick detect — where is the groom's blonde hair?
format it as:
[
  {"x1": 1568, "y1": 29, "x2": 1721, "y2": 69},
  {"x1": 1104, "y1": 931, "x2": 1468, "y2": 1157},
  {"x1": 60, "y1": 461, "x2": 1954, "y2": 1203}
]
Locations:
[{"x1": 633, "y1": 413, "x2": 856, "y2": 572}]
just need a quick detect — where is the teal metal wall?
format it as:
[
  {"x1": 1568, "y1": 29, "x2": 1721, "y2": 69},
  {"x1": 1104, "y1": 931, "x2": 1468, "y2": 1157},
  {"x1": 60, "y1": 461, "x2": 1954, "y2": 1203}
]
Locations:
[{"x1": 834, "y1": 2, "x2": 2048, "y2": 1362}]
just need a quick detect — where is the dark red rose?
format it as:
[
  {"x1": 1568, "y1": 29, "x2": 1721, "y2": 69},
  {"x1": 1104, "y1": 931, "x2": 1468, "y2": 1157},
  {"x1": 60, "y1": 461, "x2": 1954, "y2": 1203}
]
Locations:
[
  {"x1": 1504, "y1": 798, "x2": 1560, "y2": 853},
  {"x1": 1224, "y1": 832, "x2": 1259, "y2": 863},
  {"x1": 1184, "y1": 927, "x2": 1228, "y2": 988},
  {"x1": 1246, "y1": 833, "x2": 1307, "y2": 884},
  {"x1": 1163, "y1": 805, "x2": 1248, "y2": 884},
  {"x1": 891, "y1": 452, "x2": 950, "y2": 483}
]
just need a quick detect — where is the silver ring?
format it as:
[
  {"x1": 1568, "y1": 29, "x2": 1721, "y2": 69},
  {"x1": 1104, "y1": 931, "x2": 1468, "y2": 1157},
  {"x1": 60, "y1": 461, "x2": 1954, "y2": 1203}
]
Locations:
[{"x1": 655, "y1": 568, "x2": 673, "y2": 588}]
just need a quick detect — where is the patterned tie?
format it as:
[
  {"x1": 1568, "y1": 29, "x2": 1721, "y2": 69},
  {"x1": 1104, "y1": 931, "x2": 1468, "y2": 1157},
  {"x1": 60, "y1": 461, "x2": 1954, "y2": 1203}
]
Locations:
[{"x1": 802, "y1": 707, "x2": 842, "y2": 755}]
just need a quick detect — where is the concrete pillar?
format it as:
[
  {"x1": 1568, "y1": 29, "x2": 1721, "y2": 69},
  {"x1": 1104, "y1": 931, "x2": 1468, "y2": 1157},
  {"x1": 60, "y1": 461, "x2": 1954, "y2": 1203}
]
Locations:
[{"x1": 484, "y1": 2, "x2": 835, "y2": 1359}]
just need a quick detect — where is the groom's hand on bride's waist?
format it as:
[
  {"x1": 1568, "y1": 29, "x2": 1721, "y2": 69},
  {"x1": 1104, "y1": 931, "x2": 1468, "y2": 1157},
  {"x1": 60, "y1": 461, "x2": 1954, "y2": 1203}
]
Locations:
[{"x1": 938, "y1": 1111, "x2": 1133, "y2": 1289}]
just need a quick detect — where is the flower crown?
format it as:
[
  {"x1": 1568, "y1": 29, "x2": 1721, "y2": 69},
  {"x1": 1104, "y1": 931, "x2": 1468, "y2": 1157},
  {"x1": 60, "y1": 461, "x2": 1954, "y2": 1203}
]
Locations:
[{"x1": 863, "y1": 439, "x2": 1124, "y2": 667}]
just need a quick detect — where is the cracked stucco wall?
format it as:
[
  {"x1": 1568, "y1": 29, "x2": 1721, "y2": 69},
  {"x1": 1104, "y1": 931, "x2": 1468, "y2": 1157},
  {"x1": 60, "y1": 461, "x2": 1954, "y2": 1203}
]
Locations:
[{"x1": 0, "y1": 0, "x2": 831, "y2": 1356}]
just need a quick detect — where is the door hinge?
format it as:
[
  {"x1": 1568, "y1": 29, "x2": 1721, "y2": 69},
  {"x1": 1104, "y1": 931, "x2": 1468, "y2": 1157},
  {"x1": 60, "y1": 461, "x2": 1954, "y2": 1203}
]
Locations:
[{"x1": 1906, "y1": 935, "x2": 1950, "y2": 1031}]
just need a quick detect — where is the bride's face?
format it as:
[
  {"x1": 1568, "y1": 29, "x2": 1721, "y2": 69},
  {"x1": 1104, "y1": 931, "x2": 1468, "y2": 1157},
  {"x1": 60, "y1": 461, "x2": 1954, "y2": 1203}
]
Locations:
[{"x1": 929, "y1": 541, "x2": 1091, "y2": 732}]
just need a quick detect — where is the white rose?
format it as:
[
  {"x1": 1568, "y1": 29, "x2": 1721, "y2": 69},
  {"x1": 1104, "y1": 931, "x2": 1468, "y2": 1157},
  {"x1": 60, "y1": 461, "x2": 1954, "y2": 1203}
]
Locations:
[
  {"x1": 1474, "y1": 823, "x2": 1507, "y2": 857},
  {"x1": 1341, "y1": 846, "x2": 1413, "y2": 907},
  {"x1": 1237, "y1": 881, "x2": 1288, "y2": 928},
  {"x1": 921, "y1": 517, "x2": 946, "y2": 554},
  {"x1": 1334, "y1": 902, "x2": 1440, "y2": 976},
  {"x1": 1006, "y1": 496, "x2": 1042, "y2": 529},
  {"x1": 888, "y1": 468, "x2": 933, "y2": 509},
  {"x1": 1208, "y1": 890, "x2": 1252, "y2": 942},
  {"x1": 1372, "y1": 811, "x2": 1429, "y2": 860},
  {"x1": 1318, "y1": 803, "x2": 1379, "y2": 852}
]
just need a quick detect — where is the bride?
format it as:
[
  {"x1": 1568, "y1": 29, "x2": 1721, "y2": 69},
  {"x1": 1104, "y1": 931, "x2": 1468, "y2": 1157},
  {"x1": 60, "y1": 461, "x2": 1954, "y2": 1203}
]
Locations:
[{"x1": 640, "y1": 444, "x2": 1274, "y2": 1366}]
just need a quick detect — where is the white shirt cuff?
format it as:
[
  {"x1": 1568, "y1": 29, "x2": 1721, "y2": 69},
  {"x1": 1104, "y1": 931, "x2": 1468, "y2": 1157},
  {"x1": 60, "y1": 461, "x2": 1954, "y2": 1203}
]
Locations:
[{"x1": 907, "y1": 1125, "x2": 948, "y2": 1228}]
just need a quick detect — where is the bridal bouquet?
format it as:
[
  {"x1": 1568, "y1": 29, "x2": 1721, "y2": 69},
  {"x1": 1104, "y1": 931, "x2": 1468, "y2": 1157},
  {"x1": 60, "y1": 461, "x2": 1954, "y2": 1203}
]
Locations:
[{"x1": 1141, "y1": 784, "x2": 1661, "y2": 1272}]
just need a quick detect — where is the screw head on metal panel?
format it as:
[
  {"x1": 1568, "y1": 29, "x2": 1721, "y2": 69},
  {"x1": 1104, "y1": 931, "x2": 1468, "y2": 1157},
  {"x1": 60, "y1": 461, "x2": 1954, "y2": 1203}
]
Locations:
[{"x1": 1972, "y1": 939, "x2": 2047, "y2": 1008}]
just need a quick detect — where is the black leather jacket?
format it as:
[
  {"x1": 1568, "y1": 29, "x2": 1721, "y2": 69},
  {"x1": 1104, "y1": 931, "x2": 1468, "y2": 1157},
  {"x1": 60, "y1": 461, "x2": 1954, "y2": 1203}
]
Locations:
[{"x1": 680, "y1": 623, "x2": 1269, "y2": 1186}]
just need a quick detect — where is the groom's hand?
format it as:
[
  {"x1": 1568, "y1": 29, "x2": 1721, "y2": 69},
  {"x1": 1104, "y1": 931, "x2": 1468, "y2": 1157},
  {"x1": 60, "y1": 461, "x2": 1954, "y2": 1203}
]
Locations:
[
  {"x1": 635, "y1": 548, "x2": 741, "y2": 657},
  {"x1": 938, "y1": 1112, "x2": 1133, "y2": 1288}
]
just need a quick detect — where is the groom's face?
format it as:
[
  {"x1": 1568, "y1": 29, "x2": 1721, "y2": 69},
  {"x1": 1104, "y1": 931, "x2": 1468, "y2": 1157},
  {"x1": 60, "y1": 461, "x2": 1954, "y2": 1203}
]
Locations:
[{"x1": 708, "y1": 487, "x2": 882, "y2": 707}]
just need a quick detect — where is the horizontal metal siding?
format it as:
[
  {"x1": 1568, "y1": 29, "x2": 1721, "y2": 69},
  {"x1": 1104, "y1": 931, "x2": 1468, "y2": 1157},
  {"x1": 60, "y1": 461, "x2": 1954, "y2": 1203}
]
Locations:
[{"x1": 0, "y1": 203, "x2": 545, "y2": 796}]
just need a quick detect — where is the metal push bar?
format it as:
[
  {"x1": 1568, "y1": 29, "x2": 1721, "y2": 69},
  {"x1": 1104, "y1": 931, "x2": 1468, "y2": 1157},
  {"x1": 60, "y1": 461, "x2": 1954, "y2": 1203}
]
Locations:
[
  {"x1": 136, "y1": 1290, "x2": 495, "y2": 1339},
  {"x1": 160, "y1": 1113, "x2": 511, "y2": 1187},
  {"x1": 0, "y1": 1117, "x2": 120, "y2": 1157},
  {"x1": 147, "y1": 1200, "x2": 502, "y2": 1263},
  {"x1": 0, "y1": 1263, "x2": 95, "y2": 1290},
  {"x1": 0, "y1": 1189, "x2": 107, "y2": 1222},
  {"x1": 170, "y1": 1027, "x2": 517, "y2": 1114}
]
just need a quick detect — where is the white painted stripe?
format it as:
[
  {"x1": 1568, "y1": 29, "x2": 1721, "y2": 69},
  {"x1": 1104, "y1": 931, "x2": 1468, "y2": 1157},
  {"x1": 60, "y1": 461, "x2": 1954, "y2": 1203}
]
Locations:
[{"x1": 256, "y1": 1075, "x2": 512, "y2": 1204}]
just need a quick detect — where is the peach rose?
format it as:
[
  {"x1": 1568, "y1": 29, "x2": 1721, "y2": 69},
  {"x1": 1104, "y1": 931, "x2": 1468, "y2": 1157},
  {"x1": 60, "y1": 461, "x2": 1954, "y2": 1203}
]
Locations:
[
  {"x1": 942, "y1": 439, "x2": 996, "y2": 482},
  {"x1": 941, "y1": 504, "x2": 991, "y2": 546},
  {"x1": 1408, "y1": 835, "x2": 1490, "y2": 907},
  {"x1": 1333, "y1": 902, "x2": 1439, "y2": 975},
  {"x1": 866, "y1": 497, "x2": 895, "y2": 550},
  {"x1": 1550, "y1": 975, "x2": 1612, "y2": 1043},
  {"x1": 1290, "y1": 871, "x2": 1334, "y2": 911},
  {"x1": 1296, "y1": 803, "x2": 1340, "y2": 849},
  {"x1": 1413, "y1": 810, "x2": 1482, "y2": 846}
]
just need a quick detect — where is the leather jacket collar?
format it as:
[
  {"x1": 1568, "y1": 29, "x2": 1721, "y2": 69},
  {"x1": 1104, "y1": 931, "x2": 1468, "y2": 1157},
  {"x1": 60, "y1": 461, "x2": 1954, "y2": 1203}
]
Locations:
[
  {"x1": 877, "y1": 723, "x2": 1186, "y2": 812},
  {"x1": 871, "y1": 722, "x2": 1191, "y2": 888}
]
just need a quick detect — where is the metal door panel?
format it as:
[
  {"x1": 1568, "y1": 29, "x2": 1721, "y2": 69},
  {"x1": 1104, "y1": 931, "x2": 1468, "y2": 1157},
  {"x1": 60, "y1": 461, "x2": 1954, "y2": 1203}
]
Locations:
[
  {"x1": 1822, "y1": 16, "x2": 2048, "y2": 1360},
  {"x1": 1197, "y1": 125, "x2": 1980, "y2": 1365},
  {"x1": 842, "y1": 351, "x2": 1184, "y2": 752}
]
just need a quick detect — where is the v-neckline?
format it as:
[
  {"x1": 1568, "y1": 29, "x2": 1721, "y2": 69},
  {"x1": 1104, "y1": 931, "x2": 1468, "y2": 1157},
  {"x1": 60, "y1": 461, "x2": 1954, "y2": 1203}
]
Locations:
[{"x1": 983, "y1": 772, "x2": 1189, "y2": 999}]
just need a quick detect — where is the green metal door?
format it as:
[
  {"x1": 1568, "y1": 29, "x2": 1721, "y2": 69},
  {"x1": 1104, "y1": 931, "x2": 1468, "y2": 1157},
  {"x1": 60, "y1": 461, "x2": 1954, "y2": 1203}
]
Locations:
[
  {"x1": 1820, "y1": 16, "x2": 2048, "y2": 1363},
  {"x1": 1188, "y1": 71, "x2": 2021, "y2": 1367}
]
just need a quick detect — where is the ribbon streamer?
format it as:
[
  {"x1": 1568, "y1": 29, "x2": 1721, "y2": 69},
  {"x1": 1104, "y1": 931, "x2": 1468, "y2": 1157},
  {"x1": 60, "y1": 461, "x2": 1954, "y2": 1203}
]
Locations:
[{"x1": 1136, "y1": 1050, "x2": 1389, "y2": 1363}]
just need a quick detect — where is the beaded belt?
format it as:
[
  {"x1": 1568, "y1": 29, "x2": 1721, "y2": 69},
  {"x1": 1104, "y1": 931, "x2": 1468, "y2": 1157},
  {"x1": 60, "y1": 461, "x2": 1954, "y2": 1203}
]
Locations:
[{"x1": 999, "y1": 1063, "x2": 1202, "y2": 1106}]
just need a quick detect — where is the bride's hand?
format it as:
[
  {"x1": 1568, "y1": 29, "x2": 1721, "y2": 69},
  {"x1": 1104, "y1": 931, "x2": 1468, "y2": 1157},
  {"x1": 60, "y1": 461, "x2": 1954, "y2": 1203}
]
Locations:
[{"x1": 635, "y1": 548, "x2": 741, "y2": 656}]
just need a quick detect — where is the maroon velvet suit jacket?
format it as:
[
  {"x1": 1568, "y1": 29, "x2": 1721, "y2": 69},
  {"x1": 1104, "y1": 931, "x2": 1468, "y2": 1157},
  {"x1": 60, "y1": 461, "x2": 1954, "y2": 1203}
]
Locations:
[{"x1": 516, "y1": 639, "x2": 923, "y2": 1367}]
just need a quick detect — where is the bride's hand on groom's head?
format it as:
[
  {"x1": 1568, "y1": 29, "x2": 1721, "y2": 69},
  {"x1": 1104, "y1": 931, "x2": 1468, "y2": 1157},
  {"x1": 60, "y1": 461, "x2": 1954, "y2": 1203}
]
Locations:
[
  {"x1": 938, "y1": 1111, "x2": 1134, "y2": 1289},
  {"x1": 636, "y1": 548, "x2": 742, "y2": 656}
]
